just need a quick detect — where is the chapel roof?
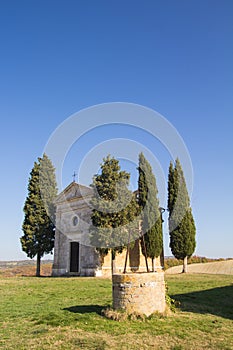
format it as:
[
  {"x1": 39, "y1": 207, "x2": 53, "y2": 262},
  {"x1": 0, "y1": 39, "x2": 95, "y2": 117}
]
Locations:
[{"x1": 55, "y1": 181, "x2": 93, "y2": 204}]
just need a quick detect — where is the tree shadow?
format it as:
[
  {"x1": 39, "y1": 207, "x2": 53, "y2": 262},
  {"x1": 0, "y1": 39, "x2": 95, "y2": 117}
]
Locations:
[
  {"x1": 63, "y1": 304, "x2": 106, "y2": 315},
  {"x1": 171, "y1": 284, "x2": 233, "y2": 320}
]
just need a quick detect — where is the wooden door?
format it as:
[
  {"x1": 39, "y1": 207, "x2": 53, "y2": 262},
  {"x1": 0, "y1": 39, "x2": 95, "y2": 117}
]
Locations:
[{"x1": 70, "y1": 242, "x2": 79, "y2": 273}]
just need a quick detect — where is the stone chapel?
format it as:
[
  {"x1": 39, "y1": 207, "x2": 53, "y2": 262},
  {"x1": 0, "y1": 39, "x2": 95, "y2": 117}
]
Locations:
[{"x1": 52, "y1": 181, "x2": 162, "y2": 277}]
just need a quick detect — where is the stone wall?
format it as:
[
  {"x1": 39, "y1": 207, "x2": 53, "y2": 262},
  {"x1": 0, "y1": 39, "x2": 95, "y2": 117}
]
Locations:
[
  {"x1": 101, "y1": 241, "x2": 162, "y2": 277},
  {"x1": 112, "y1": 272, "x2": 166, "y2": 316}
]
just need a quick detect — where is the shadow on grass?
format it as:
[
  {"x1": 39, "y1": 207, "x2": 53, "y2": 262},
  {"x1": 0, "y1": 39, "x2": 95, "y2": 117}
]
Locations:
[
  {"x1": 172, "y1": 284, "x2": 233, "y2": 320},
  {"x1": 63, "y1": 304, "x2": 106, "y2": 315}
]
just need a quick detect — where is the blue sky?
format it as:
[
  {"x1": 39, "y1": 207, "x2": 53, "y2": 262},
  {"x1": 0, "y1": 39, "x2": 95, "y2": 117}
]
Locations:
[{"x1": 0, "y1": 0, "x2": 232, "y2": 260}]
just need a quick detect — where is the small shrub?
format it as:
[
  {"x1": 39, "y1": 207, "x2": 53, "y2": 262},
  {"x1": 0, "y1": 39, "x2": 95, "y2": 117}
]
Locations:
[
  {"x1": 102, "y1": 308, "x2": 148, "y2": 321},
  {"x1": 101, "y1": 308, "x2": 128, "y2": 321},
  {"x1": 165, "y1": 293, "x2": 179, "y2": 312},
  {"x1": 165, "y1": 282, "x2": 180, "y2": 312},
  {"x1": 128, "y1": 312, "x2": 146, "y2": 321}
]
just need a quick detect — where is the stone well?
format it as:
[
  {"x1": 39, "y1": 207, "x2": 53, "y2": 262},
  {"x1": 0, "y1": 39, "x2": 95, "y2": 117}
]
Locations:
[{"x1": 112, "y1": 272, "x2": 166, "y2": 316}]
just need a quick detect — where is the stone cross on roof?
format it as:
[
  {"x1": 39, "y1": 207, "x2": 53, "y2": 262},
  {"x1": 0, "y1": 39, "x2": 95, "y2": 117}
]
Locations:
[{"x1": 72, "y1": 171, "x2": 77, "y2": 182}]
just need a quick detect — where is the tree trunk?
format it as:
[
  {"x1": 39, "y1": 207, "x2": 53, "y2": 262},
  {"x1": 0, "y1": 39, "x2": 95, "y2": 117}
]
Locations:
[
  {"x1": 160, "y1": 246, "x2": 165, "y2": 269},
  {"x1": 141, "y1": 234, "x2": 149, "y2": 272},
  {"x1": 182, "y1": 256, "x2": 188, "y2": 273},
  {"x1": 111, "y1": 250, "x2": 116, "y2": 275},
  {"x1": 36, "y1": 254, "x2": 41, "y2": 277},
  {"x1": 152, "y1": 258, "x2": 155, "y2": 272}
]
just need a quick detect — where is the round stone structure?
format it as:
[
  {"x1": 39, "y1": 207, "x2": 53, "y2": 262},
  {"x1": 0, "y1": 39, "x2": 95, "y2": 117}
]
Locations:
[{"x1": 112, "y1": 272, "x2": 166, "y2": 316}]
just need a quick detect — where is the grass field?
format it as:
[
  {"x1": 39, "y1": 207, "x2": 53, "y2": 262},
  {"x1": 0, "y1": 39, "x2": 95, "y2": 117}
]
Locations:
[{"x1": 0, "y1": 274, "x2": 232, "y2": 350}]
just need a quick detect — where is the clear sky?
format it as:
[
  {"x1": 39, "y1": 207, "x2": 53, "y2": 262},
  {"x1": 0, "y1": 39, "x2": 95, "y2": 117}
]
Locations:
[{"x1": 0, "y1": 0, "x2": 232, "y2": 260}]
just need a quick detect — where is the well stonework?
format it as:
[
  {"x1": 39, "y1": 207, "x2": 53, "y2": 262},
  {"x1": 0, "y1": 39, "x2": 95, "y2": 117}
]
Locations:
[{"x1": 112, "y1": 272, "x2": 166, "y2": 316}]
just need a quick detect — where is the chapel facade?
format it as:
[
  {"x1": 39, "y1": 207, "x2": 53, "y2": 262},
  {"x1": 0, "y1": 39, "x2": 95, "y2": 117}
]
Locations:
[{"x1": 52, "y1": 182, "x2": 162, "y2": 277}]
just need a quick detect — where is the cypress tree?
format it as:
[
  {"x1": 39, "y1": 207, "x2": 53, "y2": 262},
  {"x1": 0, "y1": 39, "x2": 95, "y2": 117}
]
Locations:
[
  {"x1": 20, "y1": 154, "x2": 57, "y2": 276},
  {"x1": 168, "y1": 158, "x2": 196, "y2": 272},
  {"x1": 39, "y1": 153, "x2": 57, "y2": 223},
  {"x1": 89, "y1": 155, "x2": 138, "y2": 274},
  {"x1": 138, "y1": 153, "x2": 163, "y2": 271}
]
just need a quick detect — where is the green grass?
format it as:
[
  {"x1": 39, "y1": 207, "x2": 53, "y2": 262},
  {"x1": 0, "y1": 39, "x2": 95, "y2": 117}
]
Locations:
[{"x1": 0, "y1": 274, "x2": 232, "y2": 350}]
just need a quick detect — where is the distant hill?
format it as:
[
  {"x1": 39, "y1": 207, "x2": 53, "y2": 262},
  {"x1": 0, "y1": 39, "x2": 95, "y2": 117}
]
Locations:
[
  {"x1": 0, "y1": 260, "x2": 53, "y2": 277},
  {"x1": 165, "y1": 259, "x2": 233, "y2": 275},
  {"x1": 0, "y1": 260, "x2": 52, "y2": 268},
  {"x1": 164, "y1": 255, "x2": 233, "y2": 270}
]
